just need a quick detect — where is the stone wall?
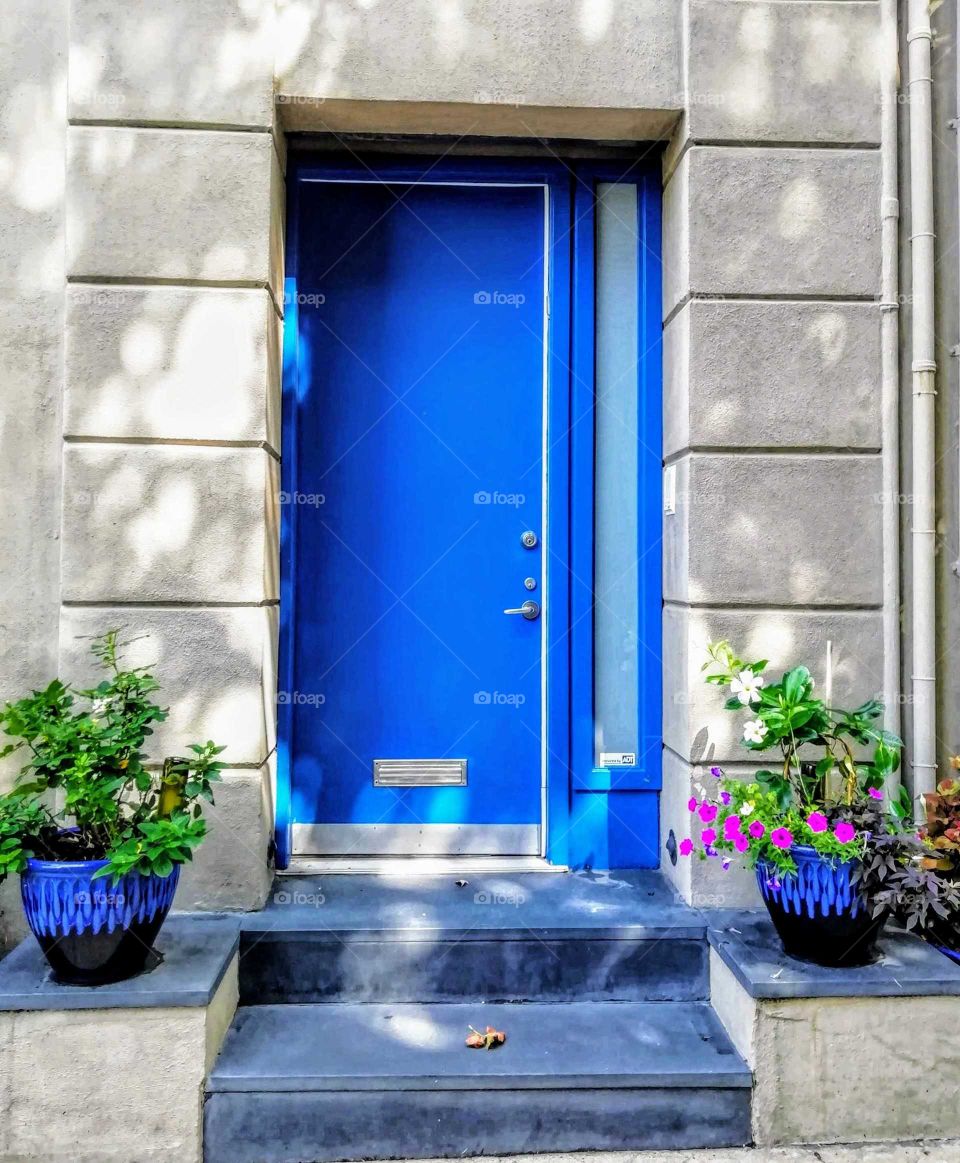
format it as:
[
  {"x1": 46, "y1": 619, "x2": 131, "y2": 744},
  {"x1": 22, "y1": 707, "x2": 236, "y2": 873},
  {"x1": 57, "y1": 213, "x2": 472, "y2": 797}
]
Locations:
[
  {"x1": 0, "y1": 0, "x2": 68, "y2": 942},
  {"x1": 659, "y1": 0, "x2": 887, "y2": 907},
  {"x1": 60, "y1": 0, "x2": 282, "y2": 911}
]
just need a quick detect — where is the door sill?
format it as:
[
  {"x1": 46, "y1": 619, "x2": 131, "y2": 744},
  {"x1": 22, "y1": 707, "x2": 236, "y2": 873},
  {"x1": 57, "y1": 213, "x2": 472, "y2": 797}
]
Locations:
[{"x1": 279, "y1": 855, "x2": 567, "y2": 876}]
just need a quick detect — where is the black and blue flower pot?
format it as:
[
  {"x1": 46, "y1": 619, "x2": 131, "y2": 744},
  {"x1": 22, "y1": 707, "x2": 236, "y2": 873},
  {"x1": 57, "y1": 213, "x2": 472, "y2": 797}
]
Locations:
[
  {"x1": 756, "y1": 844, "x2": 886, "y2": 968},
  {"x1": 20, "y1": 858, "x2": 180, "y2": 986}
]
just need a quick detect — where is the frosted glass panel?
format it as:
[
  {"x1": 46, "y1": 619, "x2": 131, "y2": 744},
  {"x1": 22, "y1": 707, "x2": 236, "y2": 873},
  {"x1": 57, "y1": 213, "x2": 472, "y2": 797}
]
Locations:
[{"x1": 594, "y1": 183, "x2": 639, "y2": 765}]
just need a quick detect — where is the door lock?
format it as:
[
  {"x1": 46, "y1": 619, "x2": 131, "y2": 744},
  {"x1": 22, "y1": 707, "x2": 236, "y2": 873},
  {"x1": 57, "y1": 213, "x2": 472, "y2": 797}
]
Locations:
[
  {"x1": 503, "y1": 600, "x2": 541, "y2": 620},
  {"x1": 520, "y1": 531, "x2": 538, "y2": 549}
]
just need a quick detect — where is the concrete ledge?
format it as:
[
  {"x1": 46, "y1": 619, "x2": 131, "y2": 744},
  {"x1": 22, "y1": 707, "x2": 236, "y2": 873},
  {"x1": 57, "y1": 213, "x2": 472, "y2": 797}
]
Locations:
[
  {"x1": 709, "y1": 911, "x2": 960, "y2": 1000},
  {"x1": 709, "y1": 913, "x2": 960, "y2": 1145},
  {"x1": 0, "y1": 914, "x2": 240, "y2": 1011},
  {"x1": 0, "y1": 915, "x2": 239, "y2": 1162}
]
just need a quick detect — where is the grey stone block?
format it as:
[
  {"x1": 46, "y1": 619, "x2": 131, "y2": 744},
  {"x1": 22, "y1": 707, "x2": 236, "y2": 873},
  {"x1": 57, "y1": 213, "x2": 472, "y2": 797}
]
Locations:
[
  {"x1": 711, "y1": 949, "x2": 960, "y2": 1145},
  {"x1": 664, "y1": 147, "x2": 881, "y2": 310},
  {"x1": 664, "y1": 300, "x2": 882, "y2": 455},
  {"x1": 659, "y1": 748, "x2": 760, "y2": 911},
  {"x1": 68, "y1": 0, "x2": 274, "y2": 127},
  {"x1": 0, "y1": 0, "x2": 66, "y2": 291},
  {"x1": 0, "y1": 957, "x2": 237, "y2": 1162},
  {"x1": 0, "y1": 293, "x2": 62, "y2": 725},
  {"x1": 60, "y1": 443, "x2": 279, "y2": 603},
  {"x1": 278, "y1": 0, "x2": 682, "y2": 115},
  {"x1": 59, "y1": 606, "x2": 278, "y2": 766},
  {"x1": 65, "y1": 285, "x2": 280, "y2": 447},
  {"x1": 662, "y1": 605, "x2": 886, "y2": 763},
  {"x1": 176, "y1": 768, "x2": 273, "y2": 912},
  {"x1": 66, "y1": 127, "x2": 277, "y2": 290},
  {"x1": 686, "y1": 0, "x2": 882, "y2": 144},
  {"x1": 663, "y1": 453, "x2": 884, "y2": 605}
]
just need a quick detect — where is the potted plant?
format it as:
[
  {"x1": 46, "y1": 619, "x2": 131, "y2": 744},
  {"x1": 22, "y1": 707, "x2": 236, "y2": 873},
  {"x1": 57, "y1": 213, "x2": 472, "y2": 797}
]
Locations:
[
  {"x1": 681, "y1": 641, "x2": 960, "y2": 967},
  {"x1": 0, "y1": 630, "x2": 225, "y2": 985},
  {"x1": 918, "y1": 773, "x2": 960, "y2": 962}
]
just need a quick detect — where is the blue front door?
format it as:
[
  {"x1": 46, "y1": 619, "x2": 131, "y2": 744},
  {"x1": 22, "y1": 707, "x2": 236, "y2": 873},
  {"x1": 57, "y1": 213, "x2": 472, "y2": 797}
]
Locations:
[{"x1": 288, "y1": 174, "x2": 550, "y2": 856}]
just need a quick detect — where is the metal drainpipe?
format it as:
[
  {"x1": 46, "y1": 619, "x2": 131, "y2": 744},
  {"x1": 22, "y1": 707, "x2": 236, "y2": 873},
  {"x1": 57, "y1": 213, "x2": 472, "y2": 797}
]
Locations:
[
  {"x1": 907, "y1": 0, "x2": 938, "y2": 799},
  {"x1": 880, "y1": 0, "x2": 901, "y2": 754}
]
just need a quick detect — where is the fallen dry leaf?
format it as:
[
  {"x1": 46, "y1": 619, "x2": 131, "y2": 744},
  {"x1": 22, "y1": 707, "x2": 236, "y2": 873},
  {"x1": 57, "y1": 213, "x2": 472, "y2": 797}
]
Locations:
[{"x1": 465, "y1": 1024, "x2": 506, "y2": 1050}]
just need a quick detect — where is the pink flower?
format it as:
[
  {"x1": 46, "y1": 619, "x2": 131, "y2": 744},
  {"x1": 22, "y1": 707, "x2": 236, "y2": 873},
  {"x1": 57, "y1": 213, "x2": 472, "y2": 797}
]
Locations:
[
  {"x1": 770, "y1": 827, "x2": 794, "y2": 850},
  {"x1": 748, "y1": 820, "x2": 765, "y2": 839},
  {"x1": 806, "y1": 811, "x2": 828, "y2": 834},
  {"x1": 868, "y1": 787, "x2": 884, "y2": 801},
  {"x1": 733, "y1": 833, "x2": 750, "y2": 853},
  {"x1": 687, "y1": 796, "x2": 697, "y2": 813},
  {"x1": 834, "y1": 821, "x2": 857, "y2": 844},
  {"x1": 699, "y1": 803, "x2": 718, "y2": 824},
  {"x1": 723, "y1": 815, "x2": 742, "y2": 838},
  {"x1": 701, "y1": 828, "x2": 717, "y2": 845},
  {"x1": 679, "y1": 838, "x2": 694, "y2": 857}
]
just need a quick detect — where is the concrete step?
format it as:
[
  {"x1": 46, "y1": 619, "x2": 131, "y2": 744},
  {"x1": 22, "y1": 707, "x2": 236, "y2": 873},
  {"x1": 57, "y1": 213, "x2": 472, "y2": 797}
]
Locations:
[
  {"x1": 204, "y1": 1001, "x2": 752, "y2": 1162},
  {"x1": 240, "y1": 870, "x2": 708, "y2": 1004}
]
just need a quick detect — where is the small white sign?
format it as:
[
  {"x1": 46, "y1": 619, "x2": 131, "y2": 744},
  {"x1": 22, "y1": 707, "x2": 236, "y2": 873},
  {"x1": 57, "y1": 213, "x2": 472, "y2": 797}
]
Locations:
[
  {"x1": 663, "y1": 464, "x2": 676, "y2": 514},
  {"x1": 600, "y1": 752, "x2": 636, "y2": 767}
]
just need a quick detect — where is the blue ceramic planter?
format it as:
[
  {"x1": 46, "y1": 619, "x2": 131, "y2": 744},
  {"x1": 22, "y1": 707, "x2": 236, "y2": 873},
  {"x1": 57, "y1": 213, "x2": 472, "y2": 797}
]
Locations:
[
  {"x1": 21, "y1": 858, "x2": 179, "y2": 985},
  {"x1": 756, "y1": 844, "x2": 886, "y2": 968}
]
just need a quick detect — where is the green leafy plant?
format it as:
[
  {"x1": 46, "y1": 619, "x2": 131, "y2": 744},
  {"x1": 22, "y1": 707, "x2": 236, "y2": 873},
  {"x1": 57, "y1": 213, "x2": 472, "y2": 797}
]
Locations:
[
  {"x1": 683, "y1": 641, "x2": 960, "y2": 936},
  {"x1": 0, "y1": 630, "x2": 225, "y2": 881}
]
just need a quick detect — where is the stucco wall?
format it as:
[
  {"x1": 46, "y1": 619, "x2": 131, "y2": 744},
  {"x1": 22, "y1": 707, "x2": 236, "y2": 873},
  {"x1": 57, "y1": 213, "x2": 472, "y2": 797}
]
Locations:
[{"x1": 0, "y1": 0, "x2": 892, "y2": 916}]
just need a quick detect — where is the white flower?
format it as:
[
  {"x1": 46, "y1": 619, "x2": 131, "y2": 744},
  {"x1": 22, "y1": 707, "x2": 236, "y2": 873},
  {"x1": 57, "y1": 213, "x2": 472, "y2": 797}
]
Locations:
[
  {"x1": 90, "y1": 697, "x2": 112, "y2": 717},
  {"x1": 741, "y1": 801, "x2": 755, "y2": 816},
  {"x1": 730, "y1": 669, "x2": 764, "y2": 705},
  {"x1": 743, "y1": 719, "x2": 768, "y2": 744}
]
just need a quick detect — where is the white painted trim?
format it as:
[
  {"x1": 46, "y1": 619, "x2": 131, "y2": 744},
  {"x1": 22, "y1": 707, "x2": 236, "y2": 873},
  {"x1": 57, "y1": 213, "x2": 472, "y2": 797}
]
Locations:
[
  {"x1": 281, "y1": 855, "x2": 565, "y2": 876},
  {"x1": 292, "y1": 823, "x2": 541, "y2": 857}
]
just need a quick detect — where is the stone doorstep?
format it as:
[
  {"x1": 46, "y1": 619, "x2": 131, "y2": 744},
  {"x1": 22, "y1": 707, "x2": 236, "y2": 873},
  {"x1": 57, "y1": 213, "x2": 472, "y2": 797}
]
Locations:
[
  {"x1": 0, "y1": 914, "x2": 240, "y2": 1163},
  {"x1": 707, "y1": 911, "x2": 960, "y2": 1147},
  {"x1": 366, "y1": 1147, "x2": 960, "y2": 1163}
]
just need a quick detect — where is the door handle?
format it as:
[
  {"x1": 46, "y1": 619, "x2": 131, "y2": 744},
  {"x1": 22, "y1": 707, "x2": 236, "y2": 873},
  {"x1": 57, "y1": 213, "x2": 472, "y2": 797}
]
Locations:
[{"x1": 503, "y1": 600, "x2": 541, "y2": 621}]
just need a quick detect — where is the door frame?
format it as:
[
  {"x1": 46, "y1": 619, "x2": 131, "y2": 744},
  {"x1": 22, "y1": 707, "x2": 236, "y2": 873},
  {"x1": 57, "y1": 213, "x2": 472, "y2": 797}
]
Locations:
[
  {"x1": 275, "y1": 150, "x2": 662, "y2": 870},
  {"x1": 276, "y1": 153, "x2": 574, "y2": 867}
]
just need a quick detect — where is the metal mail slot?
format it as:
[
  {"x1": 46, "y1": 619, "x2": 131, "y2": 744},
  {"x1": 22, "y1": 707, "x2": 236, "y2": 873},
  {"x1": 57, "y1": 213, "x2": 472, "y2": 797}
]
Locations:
[{"x1": 373, "y1": 759, "x2": 468, "y2": 787}]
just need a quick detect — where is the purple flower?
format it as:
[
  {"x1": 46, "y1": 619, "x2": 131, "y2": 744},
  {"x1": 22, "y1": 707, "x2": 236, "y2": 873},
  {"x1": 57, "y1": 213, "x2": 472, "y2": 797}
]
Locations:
[
  {"x1": 721, "y1": 859, "x2": 731, "y2": 870},
  {"x1": 687, "y1": 796, "x2": 698, "y2": 813},
  {"x1": 748, "y1": 820, "x2": 765, "y2": 839},
  {"x1": 701, "y1": 828, "x2": 717, "y2": 845},
  {"x1": 765, "y1": 876, "x2": 781, "y2": 893},
  {"x1": 834, "y1": 821, "x2": 857, "y2": 844},
  {"x1": 720, "y1": 791, "x2": 732, "y2": 806},
  {"x1": 868, "y1": 787, "x2": 884, "y2": 801},
  {"x1": 733, "y1": 833, "x2": 750, "y2": 854},
  {"x1": 705, "y1": 845, "x2": 718, "y2": 858},
  {"x1": 699, "y1": 802, "x2": 718, "y2": 824},
  {"x1": 679, "y1": 838, "x2": 693, "y2": 857},
  {"x1": 710, "y1": 766, "x2": 724, "y2": 779},
  {"x1": 770, "y1": 827, "x2": 794, "y2": 850},
  {"x1": 806, "y1": 811, "x2": 828, "y2": 834}
]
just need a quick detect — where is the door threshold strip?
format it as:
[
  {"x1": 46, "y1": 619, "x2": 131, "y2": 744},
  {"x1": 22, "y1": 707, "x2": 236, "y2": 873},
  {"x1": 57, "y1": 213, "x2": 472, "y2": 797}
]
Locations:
[{"x1": 279, "y1": 855, "x2": 567, "y2": 876}]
